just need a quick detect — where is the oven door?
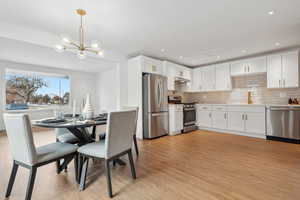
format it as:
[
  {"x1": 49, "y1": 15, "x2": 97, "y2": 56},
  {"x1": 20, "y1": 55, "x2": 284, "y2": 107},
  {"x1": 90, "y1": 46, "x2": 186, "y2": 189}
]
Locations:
[{"x1": 183, "y1": 108, "x2": 196, "y2": 126}]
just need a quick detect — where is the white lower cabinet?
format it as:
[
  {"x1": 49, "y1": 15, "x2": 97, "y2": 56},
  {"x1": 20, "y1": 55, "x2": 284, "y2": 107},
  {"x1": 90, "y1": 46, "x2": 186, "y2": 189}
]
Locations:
[
  {"x1": 197, "y1": 104, "x2": 266, "y2": 138},
  {"x1": 244, "y1": 112, "x2": 265, "y2": 135},
  {"x1": 227, "y1": 111, "x2": 245, "y2": 132},
  {"x1": 169, "y1": 104, "x2": 183, "y2": 135},
  {"x1": 197, "y1": 110, "x2": 212, "y2": 127},
  {"x1": 212, "y1": 111, "x2": 227, "y2": 129}
]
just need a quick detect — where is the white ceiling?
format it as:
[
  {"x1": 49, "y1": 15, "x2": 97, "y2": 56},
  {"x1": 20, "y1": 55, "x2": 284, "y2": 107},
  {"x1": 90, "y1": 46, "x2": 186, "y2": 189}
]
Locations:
[{"x1": 0, "y1": 0, "x2": 300, "y2": 67}]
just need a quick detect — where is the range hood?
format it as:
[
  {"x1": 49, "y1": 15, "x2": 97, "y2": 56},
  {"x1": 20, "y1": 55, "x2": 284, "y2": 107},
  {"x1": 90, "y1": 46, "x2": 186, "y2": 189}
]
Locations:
[{"x1": 174, "y1": 76, "x2": 190, "y2": 83}]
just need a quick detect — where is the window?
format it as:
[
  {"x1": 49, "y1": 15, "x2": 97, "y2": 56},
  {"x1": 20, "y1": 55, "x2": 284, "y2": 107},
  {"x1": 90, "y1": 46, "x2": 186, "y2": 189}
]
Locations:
[{"x1": 5, "y1": 69, "x2": 70, "y2": 110}]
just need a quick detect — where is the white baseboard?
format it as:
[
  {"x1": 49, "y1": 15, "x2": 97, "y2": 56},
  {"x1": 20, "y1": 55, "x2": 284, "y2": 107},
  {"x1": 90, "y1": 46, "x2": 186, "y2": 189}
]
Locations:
[{"x1": 197, "y1": 126, "x2": 266, "y2": 139}]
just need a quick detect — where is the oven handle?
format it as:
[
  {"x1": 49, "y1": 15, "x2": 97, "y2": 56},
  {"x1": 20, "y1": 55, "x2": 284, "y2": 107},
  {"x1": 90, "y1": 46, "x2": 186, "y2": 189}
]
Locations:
[{"x1": 184, "y1": 108, "x2": 196, "y2": 111}]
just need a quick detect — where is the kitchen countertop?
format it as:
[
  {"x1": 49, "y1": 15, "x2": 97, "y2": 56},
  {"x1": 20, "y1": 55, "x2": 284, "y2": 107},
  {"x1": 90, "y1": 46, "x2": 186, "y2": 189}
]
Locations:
[{"x1": 195, "y1": 103, "x2": 300, "y2": 107}]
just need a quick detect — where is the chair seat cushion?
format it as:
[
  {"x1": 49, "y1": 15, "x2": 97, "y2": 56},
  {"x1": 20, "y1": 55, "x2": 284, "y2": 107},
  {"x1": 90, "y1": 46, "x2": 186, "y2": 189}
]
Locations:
[
  {"x1": 57, "y1": 133, "x2": 79, "y2": 143},
  {"x1": 78, "y1": 141, "x2": 105, "y2": 158},
  {"x1": 36, "y1": 143, "x2": 78, "y2": 164}
]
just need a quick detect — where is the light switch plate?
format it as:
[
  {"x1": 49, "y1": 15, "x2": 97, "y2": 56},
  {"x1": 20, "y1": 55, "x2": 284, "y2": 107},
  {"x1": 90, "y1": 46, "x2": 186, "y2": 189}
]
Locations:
[{"x1": 279, "y1": 92, "x2": 287, "y2": 98}]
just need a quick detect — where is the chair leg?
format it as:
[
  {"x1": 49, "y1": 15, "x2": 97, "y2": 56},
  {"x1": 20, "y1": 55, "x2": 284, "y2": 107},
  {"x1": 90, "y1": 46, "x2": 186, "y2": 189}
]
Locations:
[
  {"x1": 5, "y1": 161, "x2": 19, "y2": 198},
  {"x1": 56, "y1": 160, "x2": 60, "y2": 174},
  {"x1": 79, "y1": 157, "x2": 89, "y2": 191},
  {"x1": 133, "y1": 134, "x2": 139, "y2": 156},
  {"x1": 105, "y1": 160, "x2": 113, "y2": 198},
  {"x1": 74, "y1": 154, "x2": 79, "y2": 183},
  {"x1": 25, "y1": 166, "x2": 37, "y2": 200},
  {"x1": 128, "y1": 150, "x2": 137, "y2": 179}
]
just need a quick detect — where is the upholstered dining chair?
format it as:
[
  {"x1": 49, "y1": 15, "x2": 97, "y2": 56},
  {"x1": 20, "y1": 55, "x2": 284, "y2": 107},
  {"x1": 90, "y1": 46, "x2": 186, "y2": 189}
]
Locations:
[
  {"x1": 3, "y1": 113, "x2": 78, "y2": 200},
  {"x1": 55, "y1": 128, "x2": 80, "y2": 173},
  {"x1": 99, "y1": 106, "x2": 139, "y2": 156},
  {"x1": 77, "y1": 109, "x2": 137, "y2": 198},
  {"x1": 121, "y1": 106, "x2": 139, "y2": 156}
]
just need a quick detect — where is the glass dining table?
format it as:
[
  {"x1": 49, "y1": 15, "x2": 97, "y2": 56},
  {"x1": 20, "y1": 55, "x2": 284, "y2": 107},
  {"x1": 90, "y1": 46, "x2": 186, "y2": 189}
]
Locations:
[{"x1": 32, "y1": 115, "x2": 126, "y2": 182}]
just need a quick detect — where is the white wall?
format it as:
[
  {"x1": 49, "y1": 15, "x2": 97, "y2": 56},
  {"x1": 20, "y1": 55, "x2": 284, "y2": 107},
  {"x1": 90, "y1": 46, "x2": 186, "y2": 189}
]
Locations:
[{"x1": 96, "y1": 66, "x2": 119, "y2": 113}]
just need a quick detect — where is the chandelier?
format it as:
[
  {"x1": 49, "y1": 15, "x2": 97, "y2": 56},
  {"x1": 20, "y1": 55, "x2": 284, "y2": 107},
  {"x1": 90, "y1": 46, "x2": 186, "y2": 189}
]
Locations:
[{"x1": 55, "y1": 9, "x2": 103, "y2": 59}]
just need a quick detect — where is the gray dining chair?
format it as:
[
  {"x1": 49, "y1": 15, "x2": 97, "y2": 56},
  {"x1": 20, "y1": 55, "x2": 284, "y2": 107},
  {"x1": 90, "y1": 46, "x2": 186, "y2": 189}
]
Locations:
[
  {"x1": 99, "y1": 106, "x2": 139, "y2": 156},
  {"x1": 56, "y1": 128, "x2": 79, "y2": 144},
  {"x1": 3, "y1": 113, "x2": 78, "y2": 200},
  {"x1": 77, "y1": 109, "x2": 137, "y2": 198},
  {"x1": 55, "y1": 128, "x2": 80, "y2": 173}
]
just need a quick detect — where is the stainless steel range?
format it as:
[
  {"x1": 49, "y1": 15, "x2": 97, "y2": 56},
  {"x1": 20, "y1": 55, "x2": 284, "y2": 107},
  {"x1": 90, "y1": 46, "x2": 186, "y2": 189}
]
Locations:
[{"x1": 183, "y1": 103, "x2": 197, "y2": 132}]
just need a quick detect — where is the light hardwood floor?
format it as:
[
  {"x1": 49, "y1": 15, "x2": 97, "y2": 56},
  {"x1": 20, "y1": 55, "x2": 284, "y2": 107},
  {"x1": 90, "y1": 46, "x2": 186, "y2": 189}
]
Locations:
[{"x1": 1, "y1": 130, "x2": 300, "y2": 200}]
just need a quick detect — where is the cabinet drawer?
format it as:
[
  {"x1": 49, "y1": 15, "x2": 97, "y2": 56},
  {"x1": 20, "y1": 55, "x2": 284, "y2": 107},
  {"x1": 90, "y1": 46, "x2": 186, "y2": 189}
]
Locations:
[
  {"x1": 197, "y1": 105, "x2": 212, "y2": 110},
  {"x1": 227, "y1": 106, "x2": 265, "y2": 113},
  {"x1": 212, "y1": 105, "x2": 227, "y2": 111}
]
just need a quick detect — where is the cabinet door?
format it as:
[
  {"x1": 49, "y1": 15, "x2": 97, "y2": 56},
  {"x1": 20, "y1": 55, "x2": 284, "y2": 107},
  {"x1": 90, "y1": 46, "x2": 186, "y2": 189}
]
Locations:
[
  {"x1": 244, "y1": 112, "x2": 265, "y2": 135},
  {"x1": 231, "y1": 62, "x2": 246, "y2": 76},
  {"x1": 248, "y1": 57, "x2": 267, "y2": 74},
  {"x1": 212, "y1": 111, "x2": 227, "y2": 129},
  {"x1": 197, "y1": 110, "x2": 212, "y2": 127},
  {"x1": 167, "y1": 76, "x2": 175, "y2": 90},
  {"x1": 201, "y1": 67, "x2": 215, "y2": 91},
  {"x1": 267, "y1": 55, "x2": 282, "y2": 88},
  {"x1": 215, "y1": 63, "x2": 231, "y2": 91},
  {"x1": 142, "y1": 57, "x2": 163, "y2": 75},
  {"x1": 192, "y1": 68, "x2": 202, "y2": 91},
  {"x1": 282, "y1": 51, "x2": 299, "y2": 88},
  {"x1": 176, "y1": 110, "x2": 184, "y2": 131},
  {"x1": 228, "y1": 112, "x2": 245, "y2": 132}
]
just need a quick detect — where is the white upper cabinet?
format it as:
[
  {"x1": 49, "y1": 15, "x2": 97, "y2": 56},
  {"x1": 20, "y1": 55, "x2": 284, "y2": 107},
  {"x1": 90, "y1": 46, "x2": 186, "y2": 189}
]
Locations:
[
  {"x1": 230, "y1": 62, "x2": 245, "y2": 76},
  {"x1": 201, "y1": 66, "x2": 216, "y2": 91},
  {"x1": 163, "y1": 61, "x2": 192, "y2": 90},
  {"x1": 191, "y1": 68, "x2": 203, "y2": 91},
  {"x1": 267, "y1": 51, "x2": 299, "y2": 88},
  {"x1": 282, "y1": 51, "x2": 299, "y2": 88},
  {"x1": 141, "y1": 56, "x2": 164, "y2": 75},
  {"x1": 231, "y1": 57, "x2": 267, "y2": 76},
  {"x1": 267, "y1": 54, "x2": 282, "y2": 88},
  {"x1": 215, "y1": 63, "x2": 231, "y2": 91}
]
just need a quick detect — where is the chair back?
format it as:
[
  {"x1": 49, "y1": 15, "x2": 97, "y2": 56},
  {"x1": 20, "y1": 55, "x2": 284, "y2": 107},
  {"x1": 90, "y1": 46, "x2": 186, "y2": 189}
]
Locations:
[
  {"x1": 120, "y1": 106, "x2": 139, "y2": 136},
  {"x1": 55, "y1": 128, "x2": 70, "y2": 137},
  {"x1": 3, "y1": 113, "x2": 37, "y2": 165},
  {"x1": 105, "y1": 110, "x2": 137, "y2": 159}
]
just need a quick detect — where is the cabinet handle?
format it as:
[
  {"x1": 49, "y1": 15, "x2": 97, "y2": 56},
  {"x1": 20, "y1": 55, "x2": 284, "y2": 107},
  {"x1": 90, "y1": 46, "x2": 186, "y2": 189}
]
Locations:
[
  {"x1": 245, "y1": 114, "x2": 248, "y2": 120},
  {"x1": 224, "y1": 113, "x2": 227, "y2": 119},
  {"x1": 244, "y1": 66, "x2": 246, "y2": 73},
  {"x1": 248, "y1": 65, "x2": 250, "y2": 72},
  {"x1": 242, "y1": 114, "x2": 244, "y2": 120},
  {"x1": 209, "y1": 113, "x2": 212, "y2": 118},
  {"x1": 279, "y1": 80, "x2": 281, "y2": 87}
]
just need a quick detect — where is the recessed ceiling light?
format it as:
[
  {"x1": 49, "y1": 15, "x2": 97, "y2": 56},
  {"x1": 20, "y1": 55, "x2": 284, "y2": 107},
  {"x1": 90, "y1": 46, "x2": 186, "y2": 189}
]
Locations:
[
  {"x1": 217, "y1": 56, "x2": 221, "y2": 59},
  {"x1": 242, "y1": 50, "x2": 247, "y2": 53},
  {"x1": 179, "y1": 56, "x2": 183, "y2": 59},
  {"x1": 275, "y1": 42, "x2": 280, "y2": 46},
  {"x1": 161, "y1": 48, "x2": 165, "y2": 52},
  {"x1": 268, "y1": 10, "x2": 275, "y2": 15}
]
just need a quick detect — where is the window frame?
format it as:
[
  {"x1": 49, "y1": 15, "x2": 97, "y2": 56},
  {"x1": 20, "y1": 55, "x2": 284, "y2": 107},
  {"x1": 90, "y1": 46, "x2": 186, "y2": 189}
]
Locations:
[{"x1": 4, "y1": 69, "x2": 72, "y2": 111}]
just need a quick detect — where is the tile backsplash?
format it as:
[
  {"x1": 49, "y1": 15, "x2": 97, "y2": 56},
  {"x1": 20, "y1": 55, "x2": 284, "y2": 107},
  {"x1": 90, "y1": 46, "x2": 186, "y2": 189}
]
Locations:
[{"x1": 183, "y1": 74, "x2": 300, "y2": 105}]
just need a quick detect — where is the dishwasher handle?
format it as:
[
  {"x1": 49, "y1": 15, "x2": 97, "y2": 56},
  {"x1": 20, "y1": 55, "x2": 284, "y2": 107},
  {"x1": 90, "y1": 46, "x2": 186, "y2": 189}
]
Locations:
[{"x1": 269, "y1": 107, "x2": 300, "y2": 111}]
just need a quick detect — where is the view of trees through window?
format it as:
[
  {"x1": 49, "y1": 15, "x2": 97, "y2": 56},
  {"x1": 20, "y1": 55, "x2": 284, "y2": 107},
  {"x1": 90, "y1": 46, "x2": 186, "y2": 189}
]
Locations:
[{"x1": 5, "y1": 70, "x2": 70, "y2": 110}]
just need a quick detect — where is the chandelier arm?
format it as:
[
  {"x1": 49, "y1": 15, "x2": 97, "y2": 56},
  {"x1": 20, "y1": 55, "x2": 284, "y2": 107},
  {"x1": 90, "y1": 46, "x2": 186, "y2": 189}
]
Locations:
[
  {"x1": 69, "y1": 41, "x2": 81, "y2": 48},
  {"x1": 86, "y1": 49, "x2": 98, "y2": 54}
]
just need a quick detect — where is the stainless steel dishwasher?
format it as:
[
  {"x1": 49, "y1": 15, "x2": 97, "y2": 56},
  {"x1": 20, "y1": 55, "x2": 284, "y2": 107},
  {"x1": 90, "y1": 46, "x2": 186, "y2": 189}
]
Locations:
[{"x1": 267, "y1": 106, "x2": 300, "y2": 143}]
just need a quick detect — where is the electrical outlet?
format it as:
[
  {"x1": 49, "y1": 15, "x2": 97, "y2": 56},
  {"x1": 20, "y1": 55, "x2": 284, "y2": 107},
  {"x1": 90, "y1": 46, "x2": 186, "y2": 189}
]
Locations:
[{"x1": 279, "y1": 92, "x2": 287, "y2": 98}]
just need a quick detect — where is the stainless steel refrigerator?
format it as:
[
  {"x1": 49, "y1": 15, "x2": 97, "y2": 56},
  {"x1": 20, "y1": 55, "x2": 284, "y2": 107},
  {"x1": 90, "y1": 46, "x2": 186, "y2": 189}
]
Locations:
[{"x1": 142, "y1": 73, "x2": 169, "y2": 139}]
